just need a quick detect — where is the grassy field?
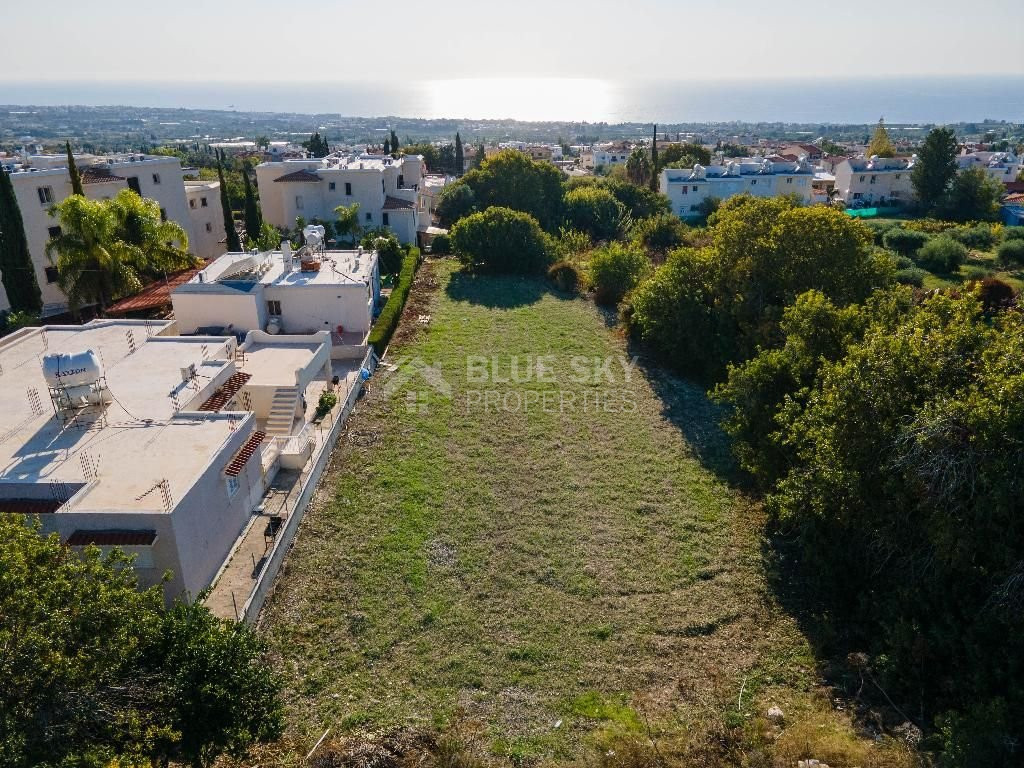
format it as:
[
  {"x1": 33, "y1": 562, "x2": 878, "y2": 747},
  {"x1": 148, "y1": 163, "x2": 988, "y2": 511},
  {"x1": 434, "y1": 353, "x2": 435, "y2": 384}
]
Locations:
[{"x1": 256, "y1": 260, "x2": 916, "y2": 767}]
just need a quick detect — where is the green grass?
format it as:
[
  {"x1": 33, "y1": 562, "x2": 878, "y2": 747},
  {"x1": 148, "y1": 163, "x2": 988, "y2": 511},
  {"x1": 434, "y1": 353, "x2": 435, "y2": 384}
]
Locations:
[{"x1": 259, "y1": 260, "x2": 904, "y2": 766}]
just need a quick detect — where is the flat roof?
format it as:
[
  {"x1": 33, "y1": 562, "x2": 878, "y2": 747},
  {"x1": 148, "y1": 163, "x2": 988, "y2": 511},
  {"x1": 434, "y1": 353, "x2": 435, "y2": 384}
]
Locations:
[
  {"x1": 0, "y1": 321, "x2": 246, "y2": 513},
  {"x1": 181, "y1": 249, "x2": 376, "y2": 291}
]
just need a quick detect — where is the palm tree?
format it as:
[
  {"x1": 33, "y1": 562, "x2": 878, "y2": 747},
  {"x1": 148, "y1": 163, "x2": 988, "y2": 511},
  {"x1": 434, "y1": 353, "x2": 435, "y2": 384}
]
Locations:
[
  {"x1": 108, "y1": 190, "x2": 196, "y2": 279},
  {"x1": 46, "y1": 196, "x2": 144, "y2": 313}
]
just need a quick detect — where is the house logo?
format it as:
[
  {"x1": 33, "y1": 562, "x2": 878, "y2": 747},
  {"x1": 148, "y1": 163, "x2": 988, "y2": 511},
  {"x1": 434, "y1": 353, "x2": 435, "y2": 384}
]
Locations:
[{"x1": 379, "y1": 356, "x2": 452, "y2": 413}]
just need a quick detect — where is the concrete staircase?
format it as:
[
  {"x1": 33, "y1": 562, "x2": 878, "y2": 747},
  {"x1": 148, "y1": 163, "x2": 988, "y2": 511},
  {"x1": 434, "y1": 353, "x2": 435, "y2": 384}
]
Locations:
[{"x1": 265, "y1": 387, "x2": 299, "y2": 437}]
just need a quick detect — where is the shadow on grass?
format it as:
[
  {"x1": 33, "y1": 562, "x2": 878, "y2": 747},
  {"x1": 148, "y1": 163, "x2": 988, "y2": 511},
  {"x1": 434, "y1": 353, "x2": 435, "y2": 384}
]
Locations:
[{"x1": 445, "y1": 269, "x2": 555, "y2": 308}]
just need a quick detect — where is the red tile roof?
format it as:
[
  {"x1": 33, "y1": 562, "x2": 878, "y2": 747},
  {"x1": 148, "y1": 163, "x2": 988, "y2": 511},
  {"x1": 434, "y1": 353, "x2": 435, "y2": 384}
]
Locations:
[
  {"x1": 67, "y1": 530, "x2": 157, "y2": 546},
  {"x1": 0, "y1": 499, "x2": 63, "y2": 515},
  {"x1": 274, "y1": 168, "x2": 320, "y2": 183},
  {"x1": 224, "y1": 430, "x2": 266, "y2": 477},
  {"x1": 198, "y1": 372, "x2": 251, "y2": 412},
  {"x1": 106, "y1": 267, "x2": 202, "y2": 315},
  {"x1": 81, "y1": 167, "x2": 126, "y2": 185},
  {"x1": 382, "y1": 195, "x2": 415, "y2": 211},
  {"x1": 1003, "y1": 181, "x2": 1024, "y2": 194}
]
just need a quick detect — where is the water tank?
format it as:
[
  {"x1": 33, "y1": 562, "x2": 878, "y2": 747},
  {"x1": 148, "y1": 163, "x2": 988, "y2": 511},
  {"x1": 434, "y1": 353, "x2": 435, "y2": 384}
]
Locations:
[
  {"x1": 266, "y1": 317, "x2": 282, "y2": 335},
  {"x1": 303, "y1": 224, "x2": 325, "y2": 249},
  {"x1": 42, "y1": 350, "x2": 104, "y2": 389}
]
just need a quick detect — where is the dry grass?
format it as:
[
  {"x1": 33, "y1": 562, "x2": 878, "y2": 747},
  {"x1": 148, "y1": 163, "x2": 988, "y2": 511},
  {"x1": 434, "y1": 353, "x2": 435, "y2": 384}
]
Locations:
[{"x1": 253, "y1": 259, "x2": 916, "y2": 767}]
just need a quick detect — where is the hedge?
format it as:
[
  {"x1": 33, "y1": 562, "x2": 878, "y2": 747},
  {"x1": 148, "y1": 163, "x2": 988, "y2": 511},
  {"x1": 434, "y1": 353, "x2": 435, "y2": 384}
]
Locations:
[{"x1": 368, "y1": 248, "x2": 420, "y2": 356}]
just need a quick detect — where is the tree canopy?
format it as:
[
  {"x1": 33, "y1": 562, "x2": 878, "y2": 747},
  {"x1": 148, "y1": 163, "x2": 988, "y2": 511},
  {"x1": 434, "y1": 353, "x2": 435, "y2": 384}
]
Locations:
[
  {"x1": 0, "y1": 165, "x2": 43, "y2": 314},
  {"x1": 446, "y1": 150, "x2": 564, "y2": 231},
  {"x1": 450, "y1": 206, "x2": 553, "y2": 274},
  {"x1": 563, "y1": 186, "x2": 625, "y2": 242},
  {"x1": 866, "y1": 117, "x2": 896, "y2": 157},
  {"x1": 0, "y1": 516, "x2": 283, "y2": 768},
  {"x1": 302, "y1": 131, "x2": 330, "y2": 158},
  {"x1": 912, "y1": 127, "x2": 959, "y2": 213}
]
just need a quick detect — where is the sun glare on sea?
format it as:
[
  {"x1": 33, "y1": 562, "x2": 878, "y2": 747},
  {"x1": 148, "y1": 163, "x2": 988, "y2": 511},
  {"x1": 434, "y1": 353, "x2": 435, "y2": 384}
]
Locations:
[{"x1": 426, "y1": 78, "x2": 613, "y2": 122}]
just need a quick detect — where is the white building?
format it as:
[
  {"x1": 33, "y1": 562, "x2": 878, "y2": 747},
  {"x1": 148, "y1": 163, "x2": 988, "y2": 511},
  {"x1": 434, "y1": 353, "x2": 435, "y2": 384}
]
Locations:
[
  {"x1": 0, "y1": 317, "x2": 366, "y2": 604},
  {"x1": 255, "y1": 152, "x2": 425, "y2": 245},
  {"x1": 171, "y1": 244, "x2": 380, "y2": 354},
  {"x1": 833, "y1": 155, "x2": 916, "y2": 207},
  {"x1": 3, "y1": 152, "x2": 195, "y2": 316},
  {"x1": 184, "y1": 180, "x2": 227, "y2": 261},
  {"x1": 591, "y1": 143, "x2": 633, "y2": 170},
  {"x1": 957, "y1": 151, "x2": 1023, "y2": 184},
  {"x1": 660, "y1": 157, "x2": 815, "y2": 220}
]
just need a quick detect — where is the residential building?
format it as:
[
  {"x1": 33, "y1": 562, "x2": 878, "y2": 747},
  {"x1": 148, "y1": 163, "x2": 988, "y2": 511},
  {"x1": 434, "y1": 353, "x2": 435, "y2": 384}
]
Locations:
[
  {"x1": 591, "y1": 143, "x2": 633, "y2": 170},
  {"x1": 660, "y1": 157, "x2": 815, "y2": 220},
  {"x1": 957, "y1": 151, "x2": 1023, "y2": 184},
  {"x1": 781, "y1": 143, "x2": 824, "y2": 162},
  {"x1": 833, "y1": 155, "x2": 916, "y2": 206},
  {"x1": 171, "y1": 244, "x2": 380, "y2": 354},
  {"x1": 0, "y1": 316, "x2": 367, "y2": 604},
  {"x1": 184, "y1": 180, "x2": 227, "y2": 260},
  {"x1": 3, "y1": 152, "x2": 195, "y2": 316},
  {"x1": 255, "y1": 152, "x2": 425, "y2": 244}
]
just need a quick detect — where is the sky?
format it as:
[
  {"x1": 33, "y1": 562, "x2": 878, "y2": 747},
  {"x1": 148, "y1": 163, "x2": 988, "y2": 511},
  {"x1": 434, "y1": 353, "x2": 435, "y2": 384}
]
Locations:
[{"x1": 2, "y1": 0, "x2": 1023, "y2": 84}]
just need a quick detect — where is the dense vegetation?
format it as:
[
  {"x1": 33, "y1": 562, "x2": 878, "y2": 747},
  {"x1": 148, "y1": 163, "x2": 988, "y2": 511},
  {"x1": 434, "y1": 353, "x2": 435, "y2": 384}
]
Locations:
[
  {"x1": 368, "y1": 247, "x2": 420, "y2": 355},
  {"x1": 0, "y1": 517, "x2": 282, "y2": 768}
]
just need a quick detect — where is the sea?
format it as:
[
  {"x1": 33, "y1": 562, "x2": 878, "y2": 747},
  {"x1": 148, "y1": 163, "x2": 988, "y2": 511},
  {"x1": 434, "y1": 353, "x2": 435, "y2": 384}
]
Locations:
[{"x1": 2, "y1": 76, "x2": 1023, "y2": 124}]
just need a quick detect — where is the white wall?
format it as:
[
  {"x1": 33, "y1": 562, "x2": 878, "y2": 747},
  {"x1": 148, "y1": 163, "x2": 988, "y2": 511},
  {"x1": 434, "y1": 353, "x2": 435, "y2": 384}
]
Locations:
[
  {"x1": 185, "y1": 182, "x2": 226, "y2": 260},
  {"x1": 266, "y1": 282, "x2": 374, "y2": 335},
  {"x1": 171, "y1": 289, "x2": 264, "y2": 334}
]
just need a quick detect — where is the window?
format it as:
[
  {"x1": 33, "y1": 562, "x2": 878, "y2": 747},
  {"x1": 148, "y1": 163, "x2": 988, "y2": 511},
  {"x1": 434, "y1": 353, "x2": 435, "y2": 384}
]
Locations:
[
  {"x1": 853, "y1": 192, "x2": 863, "y2": 200},
  {"x1": 152, "y1": 173, "x2": 161, "y2": 184},
  {"x1": 398, "y1": 174, "x2": 404, "y2": 188},
  {"x1": 226, "y1": 476, "x2": 240, "y2": 498},
  {"x1": 786, "y1": 177, "x2": 793, "y2": 184},
  {"x1": 189, "y1": 198, "x2": 196, "y2": 209},
  {"x1": 37, "y1": 186, "x2": 54, "y2": 205},
  {"x1": 680, "y1": 186, "x2": 687, "y2": 195},
  {"x1": 859, "y1": 175, "x2": 866, "y2": 183},
  {"x1": 200, "y1": 196, "x2": 208, "y2": 207},
  {"x1": 692, "y1": 186, "x2": 698, "y2": 192},
  {"x1": 159, "y1": 208, "x2": 167, "y2": 221},
  {"x1": 267, "y1": 300, "x2": 282, "y2": 316},
  {"x1": 126, "y1": 176, "x2": 141, "y2": 194},
  {"x1": 751, "y1": 179, "x2": 757, "y2": 185},
  {"x1": 47, "y1": 225, "x2": 62, "y2": 239},
  {"x1": 365, "y1": 212, "x2": 372, "y2": 222},
  {"x1": 345, "y1": 182, "x2": 352, "y2": 195},
  {"x1": 205, "y1": 222, "x2": 212, "y2": 232},
  {"x1": 295, "y1": 195, "x2": 304, "y2": 210},
  {"x1": 44, "y1": 266, "x2": 59, "y2": 284},
  {"x1": 870, "y1": 175, "x2": 877, "y2": 184},
  {"x1": 895, "y1": 174, "x2": 901, "y2": 180},
  {"x1": 329, "y1": 181, "x2": 336, "y2": 190},
  {"x1": 382, "y1": 212, "x2": 390, "y2": 226}
]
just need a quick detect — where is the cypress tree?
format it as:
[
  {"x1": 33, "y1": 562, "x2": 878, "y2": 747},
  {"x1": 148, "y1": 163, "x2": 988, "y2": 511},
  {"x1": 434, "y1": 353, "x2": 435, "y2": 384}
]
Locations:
[
  {"x1": 0, "y1": 166, "x2": 43, "y2": 314},
  {"x1": 475, "y1": 143, "x2": 486, "y2": 169},
  {"x1": 383, "y1": 138, "x2": 391, "y2": 155},
  {"x1": 649, "y1": 124, "x2": 659, "y2": 191},
  {"x1": 454, "y1": 132, "x2": 464, "y2": 176},
  {"x1": 390, "y1": 130, "x2": 399, "y2": 155},
  {"x1": 217, "y1": 150, "x2": 242, "y2": 252},
  {"x1": 66, "y1": 141, "x2": 84, "y2": 196},
  {"x1": 242, "y1": 162, "x2": 262, "y2": 246}
]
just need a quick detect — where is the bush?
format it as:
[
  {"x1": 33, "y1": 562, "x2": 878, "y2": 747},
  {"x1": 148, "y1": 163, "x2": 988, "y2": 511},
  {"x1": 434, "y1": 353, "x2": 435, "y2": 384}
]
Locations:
[
  {"x1": 450, "y1": 207, "x2": 553, "y2": 274},
  {"x1": 563, "y1": 186, "x2": 625, "y2": 241},
  {"x1": 865, "y1": 219, "x2": 900, "y2": 246},
  {"x1": 916, "y1": 236, "x2": 968, "y2": 273},
  {"x1": 366, "y1": 232, "x2": 403, "y2": 274},
  {"x1": 902, "y1": 217, "x2": 960, "y2": 234},
  {"x1": 435, "y1": 183, "x2": 476, "y2": 228},
  {"x1": 973, "y1": 277, "x2": 1016, "y2": 313},
  {"x1": 547, "y1": 260, "x2": 581, "y2": 294},
  {"x1": 948, "y1": 223, "x2": 997, "y2": 250},
  {"x1": 368, "y1": 249, "x2": 419, "y2": 355},
  {"x1": 883, "y1": 227, "x2": 929, "y2": 256},
  {"x1": 996, "y1": 238, "x2": 1024, "y2": 268},
  {"x1": 1003, "y1": 227, "x2": 1024, "y2": 241},
  {"x1": 315, "y1": 390, "x2": 338, "y2": 420},
  {"x1": 430, "y1": 233, "x2": 451, "y2": 255},
  {"x1": 890, "y1": 254, "x2": 915, "y2": 270},
  {"x1": 630, "y1": 214, "x2": 688, "y2": 256},
  {"x1": 894, "y1": 267, "x2": 927, "y2": 286},
  {"x1": 588, "y1": 243, "x2": 650, "y2": 305}
]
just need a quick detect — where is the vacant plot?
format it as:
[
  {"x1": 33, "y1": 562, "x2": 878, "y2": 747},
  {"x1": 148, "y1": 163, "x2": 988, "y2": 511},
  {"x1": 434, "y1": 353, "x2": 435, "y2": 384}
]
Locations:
[{"x1": 258, "y1": 260, "x2": 914, "y2": 767}]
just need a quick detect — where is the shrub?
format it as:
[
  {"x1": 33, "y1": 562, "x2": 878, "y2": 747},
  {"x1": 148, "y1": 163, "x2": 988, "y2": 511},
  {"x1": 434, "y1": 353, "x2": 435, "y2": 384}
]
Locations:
[
  {"x1": 434, "y1": 183, "x2": 476, "y2": 228},
  {"x1": 883, "y1": 227, "x2": 929, "y2": 256},
  {"x1": 963, "y1": 265, "x2": 991, "y2": 282},
  {"x1": 916, "y1": 236, "x2": 968, "y2": 273},
  {"x1": 865, "y1": 219, "x2": 900, "y2": 246},
  {"x1": 430, "y1": 233, "x2": 451, "y2": 255},
  {"x1": 366, "y1": 232, "x2": 403, "y2": 274},
  {"x1": 973, "y1": 277, "x2": 1016, "y2": 313},
  {"x1": 1003, "y1": 227, "x2": 1024, "y2": 241},
  {"x1": 368, "y1": 249, "x2": 419, "y2": 355},
  {"x1": 547, "y1": 261, "x2": 581, "y2": 294},
  {"x1": 588, "y1": 243, "x2": 650, "y2": 305},
  {"x1": 314, "y1": 390, "x2": 338, "y2": 420},
  {"x1": 948, "y1": 223, "x2": 997, "y2": 250},
  {"x1": 894, "y1": 267, "x2": 927, "y2": 286},
  {"x1": 890, "y1": 254, "x2": 915, "y2": 270},
  {"x1": 563, "y1": 186, "x2": 625, "y2": 241},
  {"x1": 996, "y1": 238, "x2": 1024, "y2": 268},
  {"x1": 902, "y1": 217, "x2": 960, "y2": 234},
  {"x1": 450, "y1": 207, "x2": 553, "y2": 274},
  {"x1": 630, "y1": 214, "x2": 688, "y2": 256}
]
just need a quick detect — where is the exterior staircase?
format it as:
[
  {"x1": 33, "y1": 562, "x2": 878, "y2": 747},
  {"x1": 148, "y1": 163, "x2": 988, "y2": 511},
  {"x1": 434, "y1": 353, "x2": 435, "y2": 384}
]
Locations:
[{"x1": 265, "y1": 387, "x2": 299, "y2": 437}]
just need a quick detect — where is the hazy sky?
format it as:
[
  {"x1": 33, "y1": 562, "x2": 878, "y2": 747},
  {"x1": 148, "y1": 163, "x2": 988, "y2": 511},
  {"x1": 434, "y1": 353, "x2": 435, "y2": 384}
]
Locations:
[{"x1": 3, "y1": 0, "x2": 1022, "y2": 83}]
